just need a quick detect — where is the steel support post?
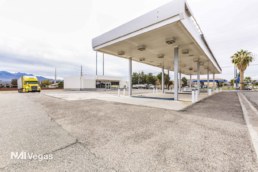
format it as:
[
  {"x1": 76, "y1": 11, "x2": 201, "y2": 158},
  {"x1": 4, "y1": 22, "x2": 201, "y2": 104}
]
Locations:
[{"x1": 174, "y1": 47, "x2": 179, "y2": 101}]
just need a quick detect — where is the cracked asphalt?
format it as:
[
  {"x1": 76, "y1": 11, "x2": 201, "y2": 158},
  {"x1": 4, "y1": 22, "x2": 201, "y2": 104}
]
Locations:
[{"x1": 0, "y1": 91, "x2": 257, "y2": 171}]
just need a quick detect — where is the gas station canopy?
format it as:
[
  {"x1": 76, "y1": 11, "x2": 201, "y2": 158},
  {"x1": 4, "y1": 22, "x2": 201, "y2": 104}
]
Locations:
[{"x1": 92, "y1": 0, "x2": 221, "y2": 75}]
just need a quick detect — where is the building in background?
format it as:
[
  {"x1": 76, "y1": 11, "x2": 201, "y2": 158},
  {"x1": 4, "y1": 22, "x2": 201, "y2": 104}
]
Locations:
[
  {"x1": 192, "y1": 78, "x2": 228, "y2": 88},
  {"x1": 64, "y1": 75, "x2": 128, "y2": 91}
]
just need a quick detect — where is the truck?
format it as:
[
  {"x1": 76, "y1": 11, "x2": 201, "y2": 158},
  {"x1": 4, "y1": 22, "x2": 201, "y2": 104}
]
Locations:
[{"x1": 18, "y1": 76, "x2": 41, "y2": 93}]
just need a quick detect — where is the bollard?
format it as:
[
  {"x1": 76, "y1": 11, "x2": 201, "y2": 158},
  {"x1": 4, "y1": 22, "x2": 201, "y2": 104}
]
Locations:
[
  {"x1": 208, "y1": 89, "x2": 212, "y2": 96},
  {"x1": 192, "y1": 91, "x2": 195, "y2": 103},
  {"x1": 195, "y1": 90, "x2": 198, "y2": 102},
  {"x1": 220, "y1": 88, "x2": 222, "y2": 92},
  {"x1": 216, "y1": 88, "x2": 218, "y2": 93},
  {"x1": 118, "y1": 89, "x2": 120, "y2": 96},
  {"x1": 155, "y1": 88, "x2": 158, "y2": 94},
  {"x1": 153, "y1": 88, "x2": 155, "y2": 94},
  {"x1": 123, "y1": 88, "x2": 126, "y2": 96}
]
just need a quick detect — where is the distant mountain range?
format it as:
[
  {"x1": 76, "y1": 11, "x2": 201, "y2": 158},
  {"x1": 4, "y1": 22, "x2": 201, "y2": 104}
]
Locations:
[{"x1": 0, "y1": 71, "x2": 51, "y2": 82}]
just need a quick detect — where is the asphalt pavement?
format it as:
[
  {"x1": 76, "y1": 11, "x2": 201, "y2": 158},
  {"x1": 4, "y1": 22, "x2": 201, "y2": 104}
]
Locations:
[{"x1": 0, "y1": 91, "x2": 257, "y2": 171}]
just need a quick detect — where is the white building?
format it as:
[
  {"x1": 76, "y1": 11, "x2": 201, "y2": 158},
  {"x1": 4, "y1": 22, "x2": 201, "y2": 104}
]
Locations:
[{"x1": 64, "y1": 75, "x2": 128, "y2": 91}]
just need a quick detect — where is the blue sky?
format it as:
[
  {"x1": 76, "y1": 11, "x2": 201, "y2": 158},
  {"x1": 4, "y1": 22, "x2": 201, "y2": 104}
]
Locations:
[{"x1": 0, "y1": 0, "x2": 257, "y2": 80}]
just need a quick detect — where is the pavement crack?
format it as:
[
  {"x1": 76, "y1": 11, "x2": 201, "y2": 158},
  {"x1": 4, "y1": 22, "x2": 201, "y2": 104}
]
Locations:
[
  {"x1": 76, "y1": 141, "x2": 119, "y2": 172},
  {"x1": 76, "y1": 142, "x2": 101, "y2": 160},
  {"x1": 45, "y1": 139, "x2": 79, "y2": 155}
]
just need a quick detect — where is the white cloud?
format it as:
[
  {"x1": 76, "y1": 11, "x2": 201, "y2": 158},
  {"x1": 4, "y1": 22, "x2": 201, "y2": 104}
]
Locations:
[{"x1": 0, "y1": 0, "x2": 257, "y2": 80}]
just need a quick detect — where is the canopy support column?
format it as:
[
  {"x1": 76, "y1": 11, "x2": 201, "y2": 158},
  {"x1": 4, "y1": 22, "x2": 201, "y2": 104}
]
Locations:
[
  {"x1": 102, "y1": 53, "x2": 105, "y2": 76},
  {"x1": 213, "y1": 73, "x2": 215, "y2": 90},
  {"x1": 197, "y1": 61, "x2": 200, "y2": 94},
  {"x1": 128, "y1": 57, "x2": 132, "y2": 96},
  {"x1": 167, "y1": 69, "x2": 170, "y2": 90},
  {"x1": 174, "y1": 47, "x2": 179, "y2": 101},
  {"x1": 162, "y1": 67, "x2": 164, "y2": 94},
  {"x1": 190, "y1": 74, "x2": 192, "y2": 90},
  {"x1": 179, "y1": 72, "x2": 181, "y2": 92},
  {"x1": 96, "y1": 52, "x2": 98, "y2": 76},
  {"x1": 207, "y1": 69, "x2": 210, "y2": 89}
]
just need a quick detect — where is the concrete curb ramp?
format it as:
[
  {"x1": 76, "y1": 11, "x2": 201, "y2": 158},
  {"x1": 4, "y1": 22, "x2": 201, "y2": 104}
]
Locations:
[{"x1": 238, "y1": 92, "x2": 258, "y2": 162}]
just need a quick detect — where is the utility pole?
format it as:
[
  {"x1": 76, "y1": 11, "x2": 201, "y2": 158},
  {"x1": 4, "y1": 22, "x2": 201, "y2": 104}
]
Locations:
[
  {"x1": 54, "y1": 68, "x2": 57, "y2": 84},
  {"x1": 96, "y1": 52, "x2": 98, "y2": 76},
  {"x1": 80, "y1": 65, "x2": 83, "y2": 91},
  {"x1": 103, "y1": 53, "x2": 105, "y2": 76},
  {"x1": 81, "y1": 65, "x2": 83, "y2": 77}
]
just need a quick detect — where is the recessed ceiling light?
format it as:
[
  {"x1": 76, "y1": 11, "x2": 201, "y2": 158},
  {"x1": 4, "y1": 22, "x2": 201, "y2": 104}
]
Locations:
[
  {"x1": 157, "y1": 54, "x2": 165, "y2": 58},
  {"x1": 137, "y1": 45, "x2": 146, "y2": 51},
  {"x1": 139, "y1": 58, "x2": 145, "y2": 62},
  {"x1": 182, "y1": 49, "x2": 189, "y2": 54},
  {"x1": 117, "y1": 51, "x2": 125, "y2": 55},
  {"x1": 193, "y1": 58, "x2": 199, "y2": 62},
  {"x1": 165, "y1": 37, "x2": 176, "y2": 45}
]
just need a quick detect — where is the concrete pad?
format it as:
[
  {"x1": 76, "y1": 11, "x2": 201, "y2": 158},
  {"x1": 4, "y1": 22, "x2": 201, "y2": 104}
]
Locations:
[
  {"x1": 0, "y1": 93, "x2": 76, "y2": 168},
  {"x1": 43, "y1": 91, "x2": 210, "y2": 111}
]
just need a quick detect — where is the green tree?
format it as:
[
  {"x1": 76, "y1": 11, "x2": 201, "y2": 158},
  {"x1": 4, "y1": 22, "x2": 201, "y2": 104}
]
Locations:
[
  {"x1": 41, "y1": 80, "x2": 51, "y2": 88},
  {"x1": 11, "y1": 79, "x2": 17, "y2": 88},
  {"x1": 146, "y1": 73, "x2": 157, "y2": 85},
  {"x1": 244, "y1": 76, "x2": 252, "y2": 88},
  {"x1": 244, "y1": 77, "x2": 252, "y2": 84},
  {"x1": 230, "y1": 79, "x2": 235, "y2": 87},
  {"x1": 157, "y1": 72, "x2": 170, "y2": 89},
  {"x1": 138, "y1": 71, "x2": 147, "y2": 84},
  {"x1": 231, "y1": 50, "x2": 254, "y2": 90},
  {"x1": 132, "y1": 72, "x2": 139, "y2": 85},
  {"x1": 182, "y1": 77, "x2": 188, "y2": 87},
  {"x1": 218, "y1": 82, "x2": 223, "y2": 88},
  {"x1": 168, "y1": 80, "x2": 173, "y2": 89},
  {"x1": 58, "y1": 81, "x2": 64, "y2": 88}
]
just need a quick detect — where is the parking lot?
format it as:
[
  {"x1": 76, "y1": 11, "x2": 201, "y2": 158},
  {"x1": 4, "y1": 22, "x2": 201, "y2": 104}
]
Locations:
[
  {"x1": 242, "y1": 91, "x2": 258, "y2": 110},
  {"x1": 0, "y1": 91, "x2": 257, "y2": 171}
]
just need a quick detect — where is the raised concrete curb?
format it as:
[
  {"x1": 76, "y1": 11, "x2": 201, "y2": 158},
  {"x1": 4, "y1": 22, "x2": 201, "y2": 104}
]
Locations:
[
  {"x1": 238, "y1": 92, "x2": 258, "y2": 162},
  {"x1": 179, "y1": 91, "x2": 219, "y2": 112}
]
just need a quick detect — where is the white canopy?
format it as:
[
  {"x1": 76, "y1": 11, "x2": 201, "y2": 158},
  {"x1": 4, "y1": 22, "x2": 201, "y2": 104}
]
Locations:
[{"x1": 92, "y1": 0, "x2": 221, "y2": 75}]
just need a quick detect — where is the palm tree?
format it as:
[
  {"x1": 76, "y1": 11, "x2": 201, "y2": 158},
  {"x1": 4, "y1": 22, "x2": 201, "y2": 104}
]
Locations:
[{"x1": 231, "y1": 50, "x2": 254, "y2": 90}]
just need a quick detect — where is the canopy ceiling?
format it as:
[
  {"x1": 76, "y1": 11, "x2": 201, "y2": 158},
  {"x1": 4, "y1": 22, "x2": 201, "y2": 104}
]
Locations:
[{"x1": 92, "y1": 0, "x2": 221, "y2": 75}]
